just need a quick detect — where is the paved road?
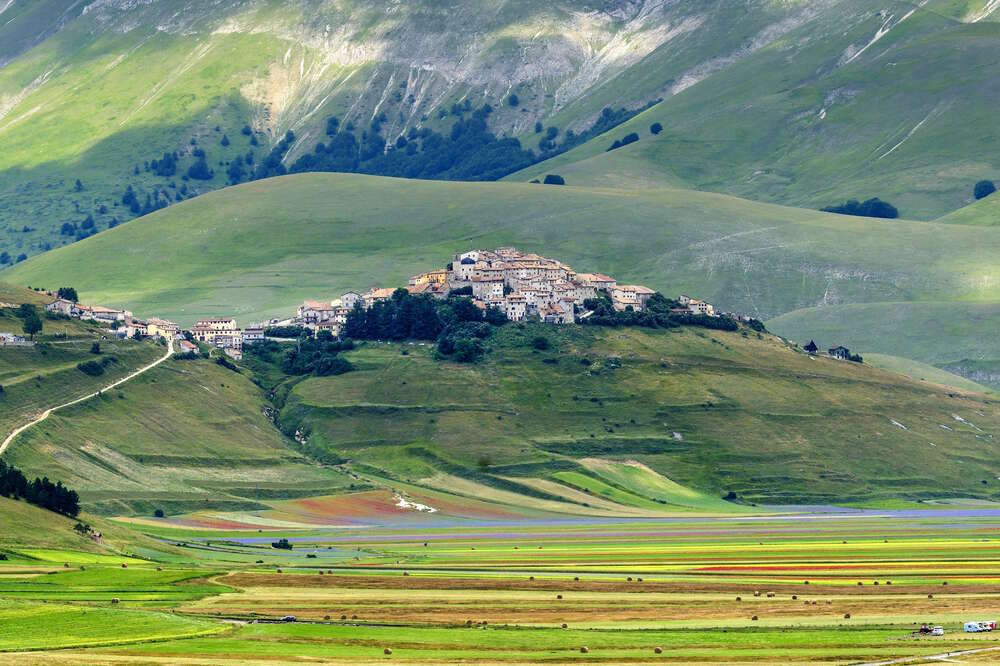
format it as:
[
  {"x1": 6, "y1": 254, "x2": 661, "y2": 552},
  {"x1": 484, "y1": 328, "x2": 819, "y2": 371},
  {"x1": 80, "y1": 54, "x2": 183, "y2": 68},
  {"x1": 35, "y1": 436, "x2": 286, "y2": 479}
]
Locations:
[
  {"x1": 855, "y1": 645, "x2": 1000, "y2": 665},
  {"x1": 0, "y1": 339, "x2": 174, "y2": 455}
]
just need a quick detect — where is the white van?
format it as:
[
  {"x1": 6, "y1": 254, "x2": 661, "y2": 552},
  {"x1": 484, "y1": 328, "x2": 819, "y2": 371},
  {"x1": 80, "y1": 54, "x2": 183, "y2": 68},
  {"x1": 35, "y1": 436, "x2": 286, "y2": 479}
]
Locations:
[{"x1": 931, "y1": 626, "x2": 944, "y2": 636}]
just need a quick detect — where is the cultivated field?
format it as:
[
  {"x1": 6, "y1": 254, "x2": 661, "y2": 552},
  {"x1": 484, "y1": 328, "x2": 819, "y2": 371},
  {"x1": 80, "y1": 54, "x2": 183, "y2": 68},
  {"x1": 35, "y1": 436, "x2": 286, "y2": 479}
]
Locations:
[{"x1": 2, "y1": 507, "x2": 1000, "y2": 663}]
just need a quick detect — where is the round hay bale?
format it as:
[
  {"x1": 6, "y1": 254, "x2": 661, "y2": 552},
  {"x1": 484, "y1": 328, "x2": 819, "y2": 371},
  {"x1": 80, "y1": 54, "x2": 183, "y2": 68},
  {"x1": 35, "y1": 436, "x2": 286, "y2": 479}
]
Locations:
[
  {"x1": 857, "y1": 581, "x2": 863, "y2": 586},
  {"x1": 886, "y1": 581, "x2": 891, "y2": 585},
  {"x1": 156, "y1": 567, "x2": 163, "y2": 571},
  {"x1": 63, "y1": 563, "x2": 69, "y2": 568},
  {"x1": 804, "y1": 580, "x2": 809, "y2": 585},
  {"x1": 121, "y1": 563, "x2": 128, "y2": 568},
  {"x1": 766, "y1": 592, "x2": 775, "y2": 598},
  {"x1": 803, "y1": 601, "x2": 810, "y2": 605},
  {"x1": 627, "y1": 577, "x2": 633, "y2": 582},
  {"x1": 751, "y1": 615, "x2": 758, "y2": 621},
  {"x1": 529, "y1": 576, "x2": 534, "y2": 581},
  {"x1": 319, "y1": 571, "x2": 324, "y2": 575},
  {"x1": 873, "y1": 581, "x2": 879, "y2": 585},
  {"x1": 580, "y1": 646, "x2": 589, "y2": 654},
  {"x1": 844, "y1": 613, "x2": 851, "y2": 619},
  {"x1": 561, "y1": 623, "x2": 568, "y2": 629},
  {"x1": 556, "y1": 594, "x2": 563, "y2": 600},
  {"x1": 111, "y1": 597, "x2": 120, "y2": 604},
  {"x1": 927, "y1": 594, "x2": 933, "y2": 599},
  {"x1": 942, "y1": 581, "x2": 948, "y2": 586},
  {"x1": 574, "y1": 576, "x2": 580, "y2": 582},
  {"x1": 753, "y1": 590, "x2": 761, "y2": 597},
  {"x1": 825, "y1": 600, "x2": 831, "y2": 605},
  {"x1": 402, "y1": 571, "x2": 409, "y2": 576},
  {"x1": 384, "y1": 648, "x2": 392, "y2": 655},
  {"x1": 654, "y1": 646, "x2": 663, "y2": 654},
  {"x1": 735, "y1": 596, "x2": 742, "y2": 602},
  {"x1": 792, "y1": 595, "x2": 798, "y2": 600},
  {"x1": 277, "y1": 569, "x2": 282, "y2": 573},
  {"x1": 637, "y1": 577, "x2": 643, "y2": 582}
]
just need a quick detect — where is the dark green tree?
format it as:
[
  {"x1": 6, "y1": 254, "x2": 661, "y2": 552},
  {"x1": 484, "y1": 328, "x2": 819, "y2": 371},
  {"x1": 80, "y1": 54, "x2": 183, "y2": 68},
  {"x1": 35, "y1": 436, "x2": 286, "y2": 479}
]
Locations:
[{"x1": 974, "y1": 180, "x2": 996, "y2": 200}]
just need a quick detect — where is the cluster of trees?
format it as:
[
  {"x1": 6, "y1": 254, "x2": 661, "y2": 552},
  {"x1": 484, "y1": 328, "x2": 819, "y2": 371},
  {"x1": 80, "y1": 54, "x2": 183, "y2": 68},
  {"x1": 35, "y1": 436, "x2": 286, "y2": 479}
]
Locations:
[
  {"x1": 342, "y1": 289, "x2": 507, "y2": 363},
  {"x1": 822, "y1": 198, "x2": 899, "y2": 219},
  {"x1": 582, "y1": 293, "x2": 743, "y2": 332},
  {"x1": 607, "y1": 132, "x2": 639, "y2": 152},
  {"x1": 15, "y1": 303, "x2": 43, "y2": 339},
  {"x1": 0, "y1": 459, "x2": 80, "y2": 518},
  {"x1": 276, "y1": 334, "x2": 354, "y2": 377},
  {"x1": 0, "y1": 251, "x2": 27, "y2": 265}
]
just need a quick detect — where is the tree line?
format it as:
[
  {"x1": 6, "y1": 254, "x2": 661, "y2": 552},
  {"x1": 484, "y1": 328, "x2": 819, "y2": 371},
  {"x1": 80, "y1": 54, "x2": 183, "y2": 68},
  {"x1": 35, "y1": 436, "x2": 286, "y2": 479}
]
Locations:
[
  {"x1": 582, "y1": 293, "x2": 751, "y2": 332},
  {"x1": 0, "y1": 459, "x2": 80, "y2": 518}
]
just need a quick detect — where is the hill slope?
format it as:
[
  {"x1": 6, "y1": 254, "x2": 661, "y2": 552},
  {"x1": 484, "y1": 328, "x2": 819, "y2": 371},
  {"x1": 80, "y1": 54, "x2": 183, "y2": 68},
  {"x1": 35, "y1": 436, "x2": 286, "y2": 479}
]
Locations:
[
  {"x1": 513, "y1": 0, "x2": 1000, "y2": 220},
  {"x1": 272, "y1": 324, "x2": 1000, "y2": 503},
  {"x1": 7, "y1": 173, "x2": 1000, "y2": 328},
  {"x1": 3, "y1": 355, "x2": 351, "y2": 516}
]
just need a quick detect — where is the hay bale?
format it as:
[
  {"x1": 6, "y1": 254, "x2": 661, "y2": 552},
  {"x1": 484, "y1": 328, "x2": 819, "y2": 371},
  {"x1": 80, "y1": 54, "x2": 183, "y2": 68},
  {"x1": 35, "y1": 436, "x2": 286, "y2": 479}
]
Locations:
[
  {"x1": 574, "y1": 576, "x2": 580, "y2": 582},
  {"x1": 403, "y1": 571, "x2": 409, "y2": 576},
  {"x1": 580, "y1": 646, "x2": 589, "y2": 654},
  {"x1": 804, "y1": 580, "x2": 809, "y2": 585},
  {"x1": 927, "y1": 594, "x2": 933, "y2": 599},
  {"x1": 384, "y1": 648, "x2": 392, "y2": 655},
  {"x1": 792, "y1": 595, "x2": 797, "y2": 600},
  {"x1": 529, "y1": 576, "x2": 534, "y2": 581},
  {"x1": 857, "y1": 581, "x2": 863, "y2": 586},
  {"x1": 111, "y1": 598, "x2": 120, "y2": 604},
  {"x1": 735, "y1": 596, "x2": 742, "y2": 601},
  {"x1": 942, "y1": 581, "x2": 948, "y2": 586},
  {"x1": 121, "y1": 563, "x2": 128, "y2": 568},
  {"x1": 766, "y1": 592, "x2": 775, "y2": 598},
  {"x1": 277, "y1": 569, "x2": 282, "y2": 573},
  {"x1": 654, "y1": 646, "x2": 663, "y2": 654},
  {"x1": 556, "y1": 594, "x2": 563, "y2": 600},
  {"x1": 844, "y1": 613, "x2": 851, "y2": 619},
  {"x1": 627, "y1": 577, "x2": 633, "y2": 582},
  {"x1": 753, "y1": 591, "x2": 761, "y2": 597},
  {"x1": 561, "y1": 623, "x2": 568, "y2": 629},
  {"x1": 324, "y1": 615, "x2": 330, "y2": 620},
  {"x1": 751, "y1": 615, "x2": 758, "y2": 621}
]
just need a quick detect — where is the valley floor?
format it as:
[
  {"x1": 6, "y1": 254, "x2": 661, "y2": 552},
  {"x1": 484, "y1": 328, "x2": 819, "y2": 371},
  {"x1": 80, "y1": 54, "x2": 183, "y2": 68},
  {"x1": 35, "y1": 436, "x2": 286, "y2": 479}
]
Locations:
[{"x1": 2, "y1": 506, "x2": 1000, "y2": 664}]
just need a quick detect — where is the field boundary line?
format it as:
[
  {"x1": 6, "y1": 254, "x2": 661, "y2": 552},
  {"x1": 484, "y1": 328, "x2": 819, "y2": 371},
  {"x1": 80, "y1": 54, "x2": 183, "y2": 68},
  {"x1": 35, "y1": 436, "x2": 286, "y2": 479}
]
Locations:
[
  {"x1": 1, "y1": 339, "x2": 174, "y2": 455},
  {"x1": 854, "y1": 645, "x2": 1000, "y2": 665}
]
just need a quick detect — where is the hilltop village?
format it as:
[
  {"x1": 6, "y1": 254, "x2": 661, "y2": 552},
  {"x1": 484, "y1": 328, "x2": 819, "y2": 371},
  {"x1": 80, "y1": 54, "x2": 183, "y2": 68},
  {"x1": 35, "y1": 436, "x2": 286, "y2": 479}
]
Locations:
[{"x1": 6, "y1": 248, "x2": 831, "y2": 361}]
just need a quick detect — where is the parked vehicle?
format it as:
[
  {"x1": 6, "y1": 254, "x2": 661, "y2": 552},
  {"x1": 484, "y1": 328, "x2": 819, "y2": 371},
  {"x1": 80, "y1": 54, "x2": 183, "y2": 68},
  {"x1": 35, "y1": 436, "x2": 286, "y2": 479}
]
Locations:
[
  {"x1": 964, "y1": 621, "x2": 995, "y2": 633},
  {"x1": 931, "y1": 626, "x2": 944, "y2": 636}
]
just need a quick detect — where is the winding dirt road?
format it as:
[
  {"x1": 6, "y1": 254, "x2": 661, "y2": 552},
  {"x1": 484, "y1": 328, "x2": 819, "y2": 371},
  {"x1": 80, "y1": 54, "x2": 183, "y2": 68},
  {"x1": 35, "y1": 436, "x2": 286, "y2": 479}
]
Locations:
[{"x1": 0, "y1": 338, "x2": 174, "y2": 456}]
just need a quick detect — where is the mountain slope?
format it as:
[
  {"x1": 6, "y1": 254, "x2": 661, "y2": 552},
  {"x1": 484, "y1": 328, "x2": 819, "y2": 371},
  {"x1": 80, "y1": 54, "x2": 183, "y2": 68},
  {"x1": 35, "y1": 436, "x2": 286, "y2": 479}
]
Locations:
[
  {"x1": 0, "y1": 0, "x2": 834, "y2": 259},
  {"x1": 512, "y1": 0, "x2": 1000, "y2": 220}
]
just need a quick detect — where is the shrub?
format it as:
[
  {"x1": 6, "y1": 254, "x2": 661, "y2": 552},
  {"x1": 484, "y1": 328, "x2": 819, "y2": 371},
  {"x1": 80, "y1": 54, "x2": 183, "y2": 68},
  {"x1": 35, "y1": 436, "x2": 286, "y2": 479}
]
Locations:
[
  {"x1": 154, "y1": 509, "x2": 164, "y2": 518},
  {"x1": 822, "y1": 198, "x2": 898, "y2": 219},
  {"x1": 607, "y1": 132, "x2": 639, "y2": 152},
  {"x1": 974, "y1": 179, "x2": 997, "y2": 200},
  {"x1": 272, "y1": 538, "x2": 293, "y2": 550},
  {"x1": 532, "y1": 336, "x2": 550, "y2": 351},
  {"x1": 650, "y1": 122, "x2": 663, "y2": 135},
  {"x1": 543, "y1": 174, "x2": 565, "y2": 185},
  {"x1": 77, "y1": 360, "x2": 105, "y2": 376},
  {"x1": 507, "y1": 94, "x2": 519, "y2": 107}
]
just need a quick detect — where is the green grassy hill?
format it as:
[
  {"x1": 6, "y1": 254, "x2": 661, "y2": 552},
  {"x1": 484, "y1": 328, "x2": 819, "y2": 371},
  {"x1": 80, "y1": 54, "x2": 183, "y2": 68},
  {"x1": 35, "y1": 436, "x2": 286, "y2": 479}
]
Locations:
[
  {"x1": 3, "y1": 355, "x2": 352, "y2": 516},
  {"x1": 7, "y1": 173, "x2": 1000, "y2": 327},
  {"x1": 512, "y1": 0, "x2": 1000, "y2": 220},
  {"x1": 936, "y1": 192, "x2": 1000, "y2": 225},
  {"x1": 271, "y1": 324, "x2": 999, "y2": 504}
]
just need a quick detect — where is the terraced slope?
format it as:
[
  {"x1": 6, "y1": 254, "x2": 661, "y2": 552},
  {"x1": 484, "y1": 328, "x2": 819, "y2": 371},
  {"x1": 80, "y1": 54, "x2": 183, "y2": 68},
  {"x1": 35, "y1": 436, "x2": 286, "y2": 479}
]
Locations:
[
  {"x1": 275, "y1": 325, "x2": 1000, "y2": 503},
  {"x1": 3, "y1": 356, "x2": 351, "y2": 516}
]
